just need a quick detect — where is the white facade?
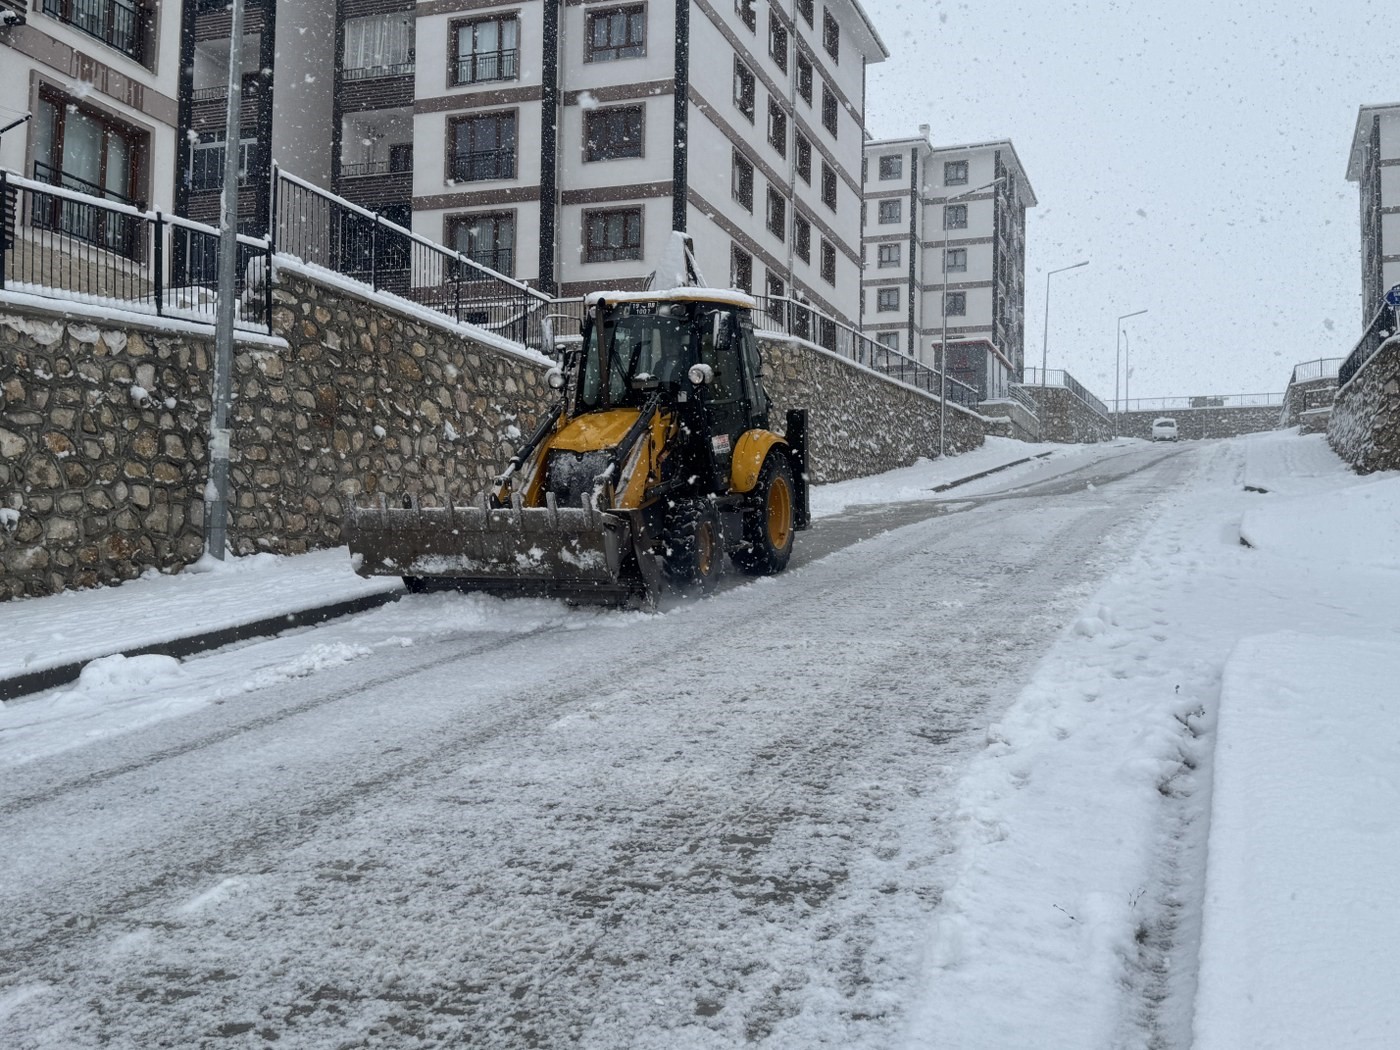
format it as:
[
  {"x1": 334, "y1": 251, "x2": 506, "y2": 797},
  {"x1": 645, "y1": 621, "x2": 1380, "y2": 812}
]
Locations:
[
  {"x1": 0, "y1": 1, "x2": 183, "y2": 212},
  {"x1": 1347, "y1": 103, "x2": 1400, "y2": 322},
  {"x1": 861, "y1": 134, "x2": 1035, "y2": 399},
  {"x1": 410, "y1": 0, "x2": 886, "y2": 323}
]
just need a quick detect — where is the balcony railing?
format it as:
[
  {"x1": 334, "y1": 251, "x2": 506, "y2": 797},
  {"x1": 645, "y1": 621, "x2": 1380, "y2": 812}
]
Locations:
[
  {"x1": 30, "y1": 160, "x2": 141, "y2": 257},
  {"x1": 342, "y1": 60, "x2": 415, "y2": 82},
  {"x1": 340, "y1": 159, "x2": 413, "y2": 178},
  {"x1": 450, "y1": 148, "x2": 515, "y2": 182},
  {"x1": 41, "y1": 0, "x2": 148, "y2": 63},
  {"x1": 454, "y1": 49, "x2": 519, "y2": 85},
  {"x1": 1338, "y1": 303, "x2": 1397, "y2": 387}
]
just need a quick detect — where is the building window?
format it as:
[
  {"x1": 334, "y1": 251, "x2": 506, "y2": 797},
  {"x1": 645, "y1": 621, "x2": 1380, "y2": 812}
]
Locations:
[
  {"x1": 794, "y1": 214, "x2": 811, "y2": 262},
  {"x1": 796, "y1": 52, "x2": 813, "y2": 105},
  {"x1": 877, "y1": 243, "x2": 900, "y2": 268},
  {"x1": 797, "y1": 0, "x2": 814, "y2": 27},
  {"x1": 450, "y1": 111, "x2": 517, "y2": 181},
  {"x1": 944, "y1": 291, "x2": 967, "y2": 316},
  {"x1": 877, "y1": 199, "x2": 901, "y2": 224},
  {"x1": 452, "y1": 14, "x2": 517, "y2": 85},
  {"x1": 31, "y1": 90, "x2": 147, "y2": 254},
  {"x1": 878, "y1": 155, "x2": 902, "y2": 181},
  {"x1": 767, "y1": 101, "x2": 787, "y2": 156},
  {"x1": 820, "y1": 161, "x2": 837, "y2": 211},
  {"x1": 448, "y1": 212, "x2": 516, "y2": 276},
  {"x1": 768, "y1": 14, "x2": 788, "y2": 72},
  {"x1": 794, "y1": 132, "x2": 812, "y2": 183},
  {"x1": 766, "y1": 188, "x2": 786, "y2": 241},
  {"x1": 342, "y1": 13, "x2": 414, "y2": 80},
  {"x1": 41, "y1": 0, "x2": 152, "y2": 65},
  {"x1": 819, "y1": 238, "x2": 836, "y2": 284},
  {"x1": 766, "y1": 272, "x2": 784, "y2": 299},
  {"x1": 876, "y1": 287, "x2": 900, "y2": 312},
  {"x1": 189, "y1": 128, "x2": 255, "y2": 191},
  {"x1": 944, "y1": 159, "x2": 968, "y2": 186},
  {"x1": 822, "y1": 9, "x2": 839, "y2": 61},
  {"x1": 584, "y1": 207, "x2": 643, "y2": 262},
  {"x1": 735, "y1": 0, "x2": 756, "y2": 32},
  {"x1": 944, "y1": 247, "x2": 967, "y2": 272},
  {"x1": 876, "y1": 331, "x2": 899, "y2": 351},
  {"x1": 732, "y1": 150, "x2": 754, "y2": 211},
  {"x1": 586, "y1": 5, "x2": 646, "y2": 62},
  {"x1": 733, "y1": 58, "x2": 756, "y2": 122},
  {"x1": 584, "y1": 105, "x2": 644, "y2": 161},
  {"x1": 944, "y1": 203, "x2": 968, "y2": 229},
  {"x1": 730, "y1": 244, "x2": 753, "y2": 292},
  {"x1": 821, "y1": 85, "x2": 838, "y2": 137}
]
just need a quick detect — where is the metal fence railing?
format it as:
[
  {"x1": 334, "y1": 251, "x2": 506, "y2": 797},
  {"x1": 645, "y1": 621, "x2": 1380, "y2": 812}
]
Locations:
[
  {"x1": 750, "y1": 293, "x2": 981, "y2": 408},
  {"x1": 1114, "y1": 393, "x2": 1284, "y2": 413},
  {"x1": 1, "y1": 167, "x2": 272, "y2": 331},
  {"x1": 1288, "y1": 357, "x2": 1345, "y2": 385},
  {"x1": 1339, "y1": 303, "x2": 1397, "y2": 388},
  {"x1": 1018, "y1": 368, "x2": 1112, "y2": 418},
  {"x1": 271, "y1": 166, "x2": 554, "y2": 349}
]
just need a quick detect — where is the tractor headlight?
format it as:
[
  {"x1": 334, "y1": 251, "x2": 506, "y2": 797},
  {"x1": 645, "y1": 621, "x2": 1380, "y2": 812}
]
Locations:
[
  {"x1": 546, "y1": 367, "x2": 565, "y2": 390},
  {"x1": 688, "y1": 363, "x2": 713, "y2": 386}
]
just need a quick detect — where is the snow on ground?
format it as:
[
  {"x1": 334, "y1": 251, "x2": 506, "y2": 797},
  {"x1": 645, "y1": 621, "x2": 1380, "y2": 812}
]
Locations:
[{"x1": 2, "y1": 430, "x2": 1397, "y2": 1046}]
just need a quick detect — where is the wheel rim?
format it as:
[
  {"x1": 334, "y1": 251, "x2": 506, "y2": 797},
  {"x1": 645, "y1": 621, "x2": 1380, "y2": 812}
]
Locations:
[
  {"x1": 766, "y1": 475, "x2": 792, "y2": 550},
  {"x1": 697, "y1": 520, "x2": 715, "y2": 576}
]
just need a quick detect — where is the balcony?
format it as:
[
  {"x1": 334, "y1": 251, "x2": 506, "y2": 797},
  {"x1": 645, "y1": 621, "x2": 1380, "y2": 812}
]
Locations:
[
  {"x1": 450, "y1": 149, "x2": 515, "y2": 182},
  {"x1": 343, "y1": 60, "x2": 415, "y2": 82},
  {"x1": 41, "y1": 0, "x2": 150, "y2": 64},
  {"x1": 454, "y1": 49, "x2": 518, "y2": 86}
]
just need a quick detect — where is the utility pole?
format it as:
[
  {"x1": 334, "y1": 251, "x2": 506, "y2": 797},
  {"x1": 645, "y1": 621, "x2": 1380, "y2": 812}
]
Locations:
[{"x1": 205, "y1": 0, "x2": 246, "y2": 560}]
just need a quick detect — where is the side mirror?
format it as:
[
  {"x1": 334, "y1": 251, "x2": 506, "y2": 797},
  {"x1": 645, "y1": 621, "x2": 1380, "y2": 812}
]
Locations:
[{"x1": 687, "y1": 363, "x2": 714, "y2": 386}]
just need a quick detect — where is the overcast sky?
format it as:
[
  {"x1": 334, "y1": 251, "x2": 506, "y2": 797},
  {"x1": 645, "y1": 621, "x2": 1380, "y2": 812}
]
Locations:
[{"x1": 858, "y1": 0, "x2": 1395, "y2": 403}]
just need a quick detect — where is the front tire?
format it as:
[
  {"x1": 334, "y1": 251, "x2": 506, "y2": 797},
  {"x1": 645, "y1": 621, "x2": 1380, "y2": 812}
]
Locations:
[
  {"x1": 661, "y1": 498, "x2": 723, "y2": 593},
  {"x1": 730, "y1": 453, "x2": 795, "y2": 576}
]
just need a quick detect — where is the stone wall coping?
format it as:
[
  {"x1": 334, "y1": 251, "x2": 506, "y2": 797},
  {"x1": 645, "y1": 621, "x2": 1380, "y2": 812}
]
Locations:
[
  {"x1": 756, "y1": 329, "x2": 992, "y2": 423},
  {"x1": 0, "y1": 288, "x2": 289, "y2": 350},
  {"x1": 1337, "y1": 333, "x2": 1400, "y2": 397},
  {"x1": 273, "y1": 257, "x2": 556, "y2": 371}
]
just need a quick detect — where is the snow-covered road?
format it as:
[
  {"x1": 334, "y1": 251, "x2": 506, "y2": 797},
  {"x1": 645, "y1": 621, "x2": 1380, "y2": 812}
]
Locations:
[{"x1": 0, "y1": 443, "x2": 1184, "y2": 1049}]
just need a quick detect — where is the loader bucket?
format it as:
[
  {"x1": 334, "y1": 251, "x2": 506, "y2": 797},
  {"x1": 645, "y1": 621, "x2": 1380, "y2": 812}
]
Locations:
[{"x1": 345, "y1": 495, "x2": 645, "y2": 604}]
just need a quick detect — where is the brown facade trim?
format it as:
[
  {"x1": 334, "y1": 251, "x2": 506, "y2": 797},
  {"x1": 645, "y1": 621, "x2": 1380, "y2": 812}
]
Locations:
[
  {"x1": 4, "y1": 23, "x2": 178, "y2": 125},
  {"x1": 560, "y1": 180, "x2": 673, "y2": 205},
  {"x1": 928, "y1": 190, "x2": 998, "y2": 205},
  {"x1": 917, "y1": 279, "x2": 993, "y2": 294},
  {"x1": 792, "y1": 111, "x2": 860, "y2": 197},
  {"x1": 562, "y1": 80, "x2": 674, "y2": 106},
  {"x1": 1379, "y1": 157, "x2": 1400, "y2": 167},
  {"x1": 864, "y1": 188, "x2": 909, "y2": 200},
  {"x1": 417, "y1": 0, "x2": 522, "y2": 16},
  {"x1": 413, "y1": 185, "x2": 542, "y2": 210},
  {"x1": 688, "y1": 186, "x2": 784, "y2": 287},
  {"x1": 416, "y1": 85, "x2": 543, "y2": 114},
  {"x1": 864, "y1": 277, "x2": 907, "y2": 288},
  {"x1": 862, "y1": 232, "x2": 908, "y2": 244}
]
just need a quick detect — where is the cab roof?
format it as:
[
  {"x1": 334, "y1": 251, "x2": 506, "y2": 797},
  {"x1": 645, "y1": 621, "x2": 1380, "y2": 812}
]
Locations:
[{"x1": 586, "y1": 287, "x2": 758, "y2": 311}]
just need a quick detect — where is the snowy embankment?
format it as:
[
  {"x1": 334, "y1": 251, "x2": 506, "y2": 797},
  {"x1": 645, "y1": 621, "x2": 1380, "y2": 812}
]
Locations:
[{"x1": 896, "y1": 430, "x2": 1400, "y2": 1048}]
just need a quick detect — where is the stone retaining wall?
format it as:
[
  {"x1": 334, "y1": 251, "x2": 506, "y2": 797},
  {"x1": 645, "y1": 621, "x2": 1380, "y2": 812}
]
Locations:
[
  {"x1": 1281, "y1": 376, "x2": 1337, "y2": 428},
  {"x1": 1112, "y1": 406, "x2": 1282, "y2": 440},
  {"x1": 1020, "y1": 385, "x2": 1113, "y2": 443},
  {"x1": 1, "y1": 267, "x2": 988, "y2": 601},
  {"x1": 1328, "y1": 337, "x2": 1400, "y2": 473}
]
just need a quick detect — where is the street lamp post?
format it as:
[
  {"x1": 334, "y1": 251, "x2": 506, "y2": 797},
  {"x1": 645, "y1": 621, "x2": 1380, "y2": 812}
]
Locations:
[
  {"x1": 938, "y1": 175, "x2": 1004, "y2": 456},
  {"x1": 1039, "y1": 259, "x2": 1089, "y2": 385},
  {"x1": 1115, "y1": 308, "x2": 1147, "y2": 433}
]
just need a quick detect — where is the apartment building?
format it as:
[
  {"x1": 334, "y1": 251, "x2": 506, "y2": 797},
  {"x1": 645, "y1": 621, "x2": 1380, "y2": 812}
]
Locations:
[
  {"x1": 1346, "y1": 102, "x2": 1400, "y2": 322},
  {"x1": 0, "y1": 0, "x2": 183, "y2": 219},
  {"x1": 862, "y1": 133, "x2": 1035, "y2": 399},
  {"x1": 405, "y1": 0, "x2": 886, "y2": 321}
]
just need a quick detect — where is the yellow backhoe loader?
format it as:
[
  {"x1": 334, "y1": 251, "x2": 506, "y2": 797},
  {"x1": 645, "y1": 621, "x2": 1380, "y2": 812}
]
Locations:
[{"x1": 344, "y1": 252, "x2": 810, "y2": 607}]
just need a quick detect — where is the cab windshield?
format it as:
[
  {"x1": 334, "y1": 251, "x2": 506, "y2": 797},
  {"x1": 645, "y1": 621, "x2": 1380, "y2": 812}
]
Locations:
[{"x1": 580, "y1": 305, "x2": 693, "y2": 410}]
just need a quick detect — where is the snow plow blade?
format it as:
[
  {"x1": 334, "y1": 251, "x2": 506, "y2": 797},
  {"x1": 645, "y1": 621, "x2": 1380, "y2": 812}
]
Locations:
[{"x1": 345, "y1": 495, "x2": 649, "y2": 604}]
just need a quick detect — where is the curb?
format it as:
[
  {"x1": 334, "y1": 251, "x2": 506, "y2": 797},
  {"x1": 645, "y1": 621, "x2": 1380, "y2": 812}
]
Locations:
[
  {"x1": 0, "y1": 590, "x2": 402, "y2": 704},
  {"x1": 929, "y1": 451, "x2": 1055, "y2": 493}
]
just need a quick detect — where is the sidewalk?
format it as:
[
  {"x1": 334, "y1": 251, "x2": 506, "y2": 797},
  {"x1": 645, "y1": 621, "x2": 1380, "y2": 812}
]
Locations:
[{"x1": 0, "y1": 437, "x2": 1083, "y2": 702}]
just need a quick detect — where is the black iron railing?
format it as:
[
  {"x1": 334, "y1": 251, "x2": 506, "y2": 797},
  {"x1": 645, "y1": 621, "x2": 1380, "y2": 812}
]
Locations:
[
  {"x1": 30, "y1": 160, "x2": 141, "y2": 257},
  {"x1": 1019, "y1": 368, "x2": 1112, "y2": 419},
  {"x1": 1115, "y1": 394, "x2": 1283, "y2": 412},
  {"x1": 450, "y1": 148, "x2": 516, "y2": 182},
  {"x1": 271, "y1": 167, "x2": 552, "y2": 347},
  {"x1": 342, "y1": 60, "x2": 415, "y2": 81},
  {"x1": 1338, "y1": 303, "x2": 1397, "y2": 387},
  {"x1": 41, "y1": 0, "x2": 148, "y2": 63},
  {"x1": 454, "y1": 49, "x2": 519, "y2": 85},
  {"x1": 750, "y1": 293, "x2": 981, "y2": 408},
  {"x1": 1, "y1": 167, "x2": 272, "y2": 331},
  {"x1": 340, "y1": 159, "x2": 413, "y2": 178},
  {"x1": 1288, "y1": 357, "x2": 1345, "y2": 385}
]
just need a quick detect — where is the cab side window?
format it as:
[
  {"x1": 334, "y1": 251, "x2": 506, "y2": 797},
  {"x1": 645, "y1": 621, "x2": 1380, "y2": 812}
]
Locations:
[{"x1": 700, "y1": 310, "x2": 740, "y2": 403}]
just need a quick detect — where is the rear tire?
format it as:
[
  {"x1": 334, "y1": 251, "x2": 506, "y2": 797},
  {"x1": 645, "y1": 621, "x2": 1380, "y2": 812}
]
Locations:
[
  {"x1": 661, "y1": 498, "x2": 723, "y2": 594},
  {"x1": 730, "y1": 453, "x2": 795, "y2": 576}
]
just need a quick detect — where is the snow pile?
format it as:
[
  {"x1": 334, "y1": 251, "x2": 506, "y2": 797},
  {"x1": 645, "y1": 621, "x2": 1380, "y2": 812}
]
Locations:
[
  {"x1": 1240, "y1": 474, "x2": 1400, "y2": 569},
  {"x1": 1194, "y1": 633, "x2": 1400, "y2": 1050}
]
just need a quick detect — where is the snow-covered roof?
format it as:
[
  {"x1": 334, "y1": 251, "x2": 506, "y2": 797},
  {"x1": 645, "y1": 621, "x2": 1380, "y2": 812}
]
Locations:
[
  {"x1": 584, "y1": 288, "x2": 758, "y2": 310},
  {"x1": 1345, "y1": 102, "x2": 1400, "y2": 182}
]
